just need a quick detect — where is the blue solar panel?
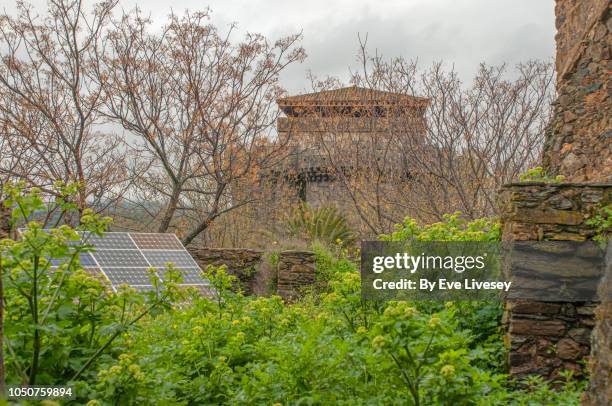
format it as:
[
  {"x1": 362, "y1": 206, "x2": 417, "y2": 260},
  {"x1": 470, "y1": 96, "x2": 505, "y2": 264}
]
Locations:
[
  {"x1": 160, "y1": 267, "x2": 206, "y2": 284},
  {"x1": 103, "y1": 267, "x2": 158, "y2": 285},
  {"x1": 86, "y1": 233, "x2": 137, "y2": 249},
  {"x1": 79, "y1": 252, "x2": 96, "y2": 266},
  {"x1": 19, "y1": 229, "x2": 208, "y2": 294},
  {"x1": 142, "y1": 250, "x2": 198, "y2": 268},
  {"x1": 92, "y1": 250, "x2": 149, "y2": 267}
]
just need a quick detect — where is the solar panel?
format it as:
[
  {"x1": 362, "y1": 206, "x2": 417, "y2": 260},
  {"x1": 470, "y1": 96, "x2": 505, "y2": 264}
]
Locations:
[
  {"x1": 103, "y1": 267, "x2": 159, "y2": 285},
  {"x1": 86, "y1": 233, "x2": 137, "y2": 249},
  {"x1": 142, "y1": 250, "x2": 198, "y2": 268},
  {"x1": 18, "y1": 230, "x2": 209, "y2": 293},
  {"x1": 130, "y1": 233, "x2": 184, "y2": 250},
  {"x1": 79, "y1": 252, "x2": 97, "y2": 266},
  {"x1": 160, "y1": 267, "x2": 203, "y2": 284},
  {"x1": 93, "y1": 249, "x2": 149, "y2": 267},
  {"x1": 48, "y1": 252, "x2": 96, "y2": 267}
]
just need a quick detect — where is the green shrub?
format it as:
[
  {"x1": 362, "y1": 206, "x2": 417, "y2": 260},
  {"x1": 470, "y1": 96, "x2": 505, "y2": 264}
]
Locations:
[
  {"x1": 1, "y1": 187, "x2": 585, "y2": 404},
  {"x1": 518, "y1": 166, "x2": 565, "y2": 183},
  {"x1": 586, "y1": 204, "x2": 612, "y2": 241},
  {"x1": 286, "y1": 204, "x2": 355, "y2": 247},
  {"x1": 380, "y1": 212, "x2": 501, "y2": 242},
  {"x1": 1, "y1": 182, "x2": 181, "y2": 399}
]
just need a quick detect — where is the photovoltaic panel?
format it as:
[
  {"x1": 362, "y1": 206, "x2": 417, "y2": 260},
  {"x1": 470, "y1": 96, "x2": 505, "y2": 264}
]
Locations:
[
  {"x1": 103, "y1": 267, "x2": 158, "y2": 286},
  {"x1": 160, "y1": 267, "x2": 203, "y2": 284},
  {"x1": 92, "y1": 249, "x2": 149, "y2": 267},
  {"x1": 130, "y1": 233, "x2": 184, "y2": 250},
  {"x1": 18, "y1": 230, "x2": 209, "y2": 294},
  {"x1": 142, "y1": 250, "x2": 199, "y2": 268},
  {"x1": 79, "y1": 252, "x2": 97, "y2": 266},
  {"x1": 47, "y1": 252, "x2": 96, "y2": 267},
  {"x1": 87, "y1": 233, "x2": 137, "y2": 250}
]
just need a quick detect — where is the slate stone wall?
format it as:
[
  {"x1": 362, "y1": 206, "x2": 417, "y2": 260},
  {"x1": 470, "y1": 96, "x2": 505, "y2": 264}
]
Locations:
[
  {"x1": 189, "y1": 247, "x2": 316, "y2": 299},
  {"x1": 583, "y1": 244, "x2": 612, "y2": 405},
  {"x1": 188, "y1": 248, "x2": 265, "y2": 295},
  {"x1": 542, "y1": 0, "x2": 611, "y2": 182},
  {"x1": 499, "y1": 182, "x2": 611, "y2": 380},
  {"x1": 276, "y1": 250, "x2": 317, "y2": 301},
  {"x1": 499, "y1": 182, "x2": 611, "y2": 242}
]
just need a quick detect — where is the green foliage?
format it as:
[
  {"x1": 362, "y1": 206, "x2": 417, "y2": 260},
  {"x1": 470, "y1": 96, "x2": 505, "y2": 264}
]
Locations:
[
  {"x1": 380, "y1": 212, "x2": 501, "y2": 242},
  {"x1": 75, "y1": 265, "x2": 584, "y2": 405},
  {"x1": 586, "y1": 204, "x2": 612, "y2": 241},
  {"x1": 379, "y1": 211, "x2": 505, "y2": 374},
  {"x1": 311, "y1": 240, "x2": 357, "y2": 283},
  {"x1": 488, "y1": 373, "x2": 586, "y2": 405},
  {"x1": 286, "y1": 203, "x2": 355, "y2": 247},
  {"x1": 518, "y1": 166, "x2": 565, "y2": 183},
  {"x1": 0, "y1": 182, "x2": 180, "y2": 395},
  {"x1": 1, "y1": 191, "x2": 586, "y2": 404}
]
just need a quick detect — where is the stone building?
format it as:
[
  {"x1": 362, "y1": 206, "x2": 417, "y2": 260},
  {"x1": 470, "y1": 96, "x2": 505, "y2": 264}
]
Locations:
[
  {"x1": 275, "y1": 86, "x2": 428, "y2": 209},
  {"x1": 501, "y1": 0, "x2": 610, "y2": 402},
  {"x1": 542, "y1": 0, "x2": 611, "y2": 182}
]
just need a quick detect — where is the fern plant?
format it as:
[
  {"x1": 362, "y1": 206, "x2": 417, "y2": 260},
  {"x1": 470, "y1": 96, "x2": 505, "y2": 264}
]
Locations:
[{"x1": 285, "y1": 203, "x2": 355, "y2": 246}]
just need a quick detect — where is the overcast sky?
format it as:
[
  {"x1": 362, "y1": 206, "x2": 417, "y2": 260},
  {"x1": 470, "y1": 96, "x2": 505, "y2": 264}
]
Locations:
[{"x1": 5, "y1": 0, "x2": 556, "y2": 94}]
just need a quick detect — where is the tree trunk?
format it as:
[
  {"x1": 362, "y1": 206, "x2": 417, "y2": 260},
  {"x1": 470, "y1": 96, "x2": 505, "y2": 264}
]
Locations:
[
  {"x1": 157, "y1": 184, "x2": 181, "y2": 233},
  {"x1": 0, "y1": 202, "x2": 11, "y2": 396}
]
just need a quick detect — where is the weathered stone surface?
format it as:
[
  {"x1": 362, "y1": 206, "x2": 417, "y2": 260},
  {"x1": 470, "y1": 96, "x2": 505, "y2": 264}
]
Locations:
[
  {"x1": 542, "y1": 0, "x2": 611, "y2": 182},
  {"x1": 189, "y1": 248, "x2": 318, "y2": 299},
  {"x1": 568, "y1": 327, "x2": 593, "y2": 345},
  {"x1": 276, "y1": 251, "x2": 317, "y2": 301},
  {"x1": 510, "y1": 319, "x2": 567, "y2": 337},
  {"x1": 584, "y1": 243, "x2": 612, "y2": 405},
  {"x1": 500, "y1": 183, "x2": 611, "y2": 242},
  {"x1": 556, "y1": 338, "x2": 586, "y2": 360},
  {"x1": 508, "y1": 301, "x2": 561, "y2": 315},
  {"x1": 0, "y1": 204, "x2": 10, "y2": 239},
  {"x1": 189, "y1": 247, "x2": 264, "y2": 295}
]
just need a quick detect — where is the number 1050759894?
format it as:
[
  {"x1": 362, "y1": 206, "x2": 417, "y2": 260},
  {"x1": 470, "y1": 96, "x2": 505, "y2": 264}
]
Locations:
[{"x1": 7, "y1": 385, "x2": 75, "y2": 400}]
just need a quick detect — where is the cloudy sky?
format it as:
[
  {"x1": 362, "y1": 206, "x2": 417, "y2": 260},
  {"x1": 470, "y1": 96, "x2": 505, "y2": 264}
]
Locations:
[{"x1": 6, "y1": 0, "x2": 556, "y2": 94}]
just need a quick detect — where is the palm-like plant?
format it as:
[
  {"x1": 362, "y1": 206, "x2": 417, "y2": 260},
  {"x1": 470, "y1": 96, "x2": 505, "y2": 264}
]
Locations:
[{"x1": 286, "y1": 203, "x2": 355, "y2": 246}]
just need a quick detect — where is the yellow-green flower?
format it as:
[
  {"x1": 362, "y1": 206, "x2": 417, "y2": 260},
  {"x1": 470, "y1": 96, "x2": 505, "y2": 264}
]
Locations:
[
  {"x1": 428, "y1": 316, "x2": 441, "y2": 328},
  {"x1": 440, "y1": 364, "x2": 455, "y2": 377},
  {"x1": 372, "y1": 335, "x2": 386, "y2": 349},
  {"x1": 403, "y1": 306, "x2": 417, "y2": 318},
  {"x1": 109, "y1": 365, "x2": 122, "y2": 374}
]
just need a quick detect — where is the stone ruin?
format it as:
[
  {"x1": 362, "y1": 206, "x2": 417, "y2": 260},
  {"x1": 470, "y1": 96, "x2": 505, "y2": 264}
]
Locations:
[
  {"x1": 275, "y1": 86, "x2": 428, "y2": 208},
  {"x1": 188, "y1": 247, "x2": 316, "y2": 301},
  {"x1": 501, "y1": 0, "x2": 610, "y2": 402}
]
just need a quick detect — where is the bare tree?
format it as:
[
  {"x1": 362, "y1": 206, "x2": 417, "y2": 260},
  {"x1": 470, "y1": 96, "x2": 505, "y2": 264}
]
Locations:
[
  {"x1": 101, "y1": 9, "x2": 305, "y2": 245},
  {"x1": 0, "y1": 0, "x2": 129, "y2": 218},
  {"x1": 300, "y1": 41, "x2": 554, "y2": 235}
]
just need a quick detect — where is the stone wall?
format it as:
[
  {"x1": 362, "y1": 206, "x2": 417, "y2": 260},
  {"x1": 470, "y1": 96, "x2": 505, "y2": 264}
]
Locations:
[
  {"x1": 188, "y1": 247, "x2": 317, "y2": 299},
  {"x1": 583, "y1": 243, "x2": 611, "y2": 405},
  {"x1": 276, "y1": 250, "x2": 317, "y2": 301},
  {"x1": 499, "y1": 182, "x2": 611, "y2": 379},
  {"x1": 188, "y1": 248, "x2": 265, "y2": 295},
  {"x1": 542, "y1": 0, "x2": 611, "y2": 182},
  {"x1": 499, "y1": 182, "x2": 611, "y2": 242}
]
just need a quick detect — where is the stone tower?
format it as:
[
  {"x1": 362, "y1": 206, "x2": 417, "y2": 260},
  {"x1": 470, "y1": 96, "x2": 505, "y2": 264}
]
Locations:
[{"x1": 276, "y1": 86, "x2": 428, "y2": 209}]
